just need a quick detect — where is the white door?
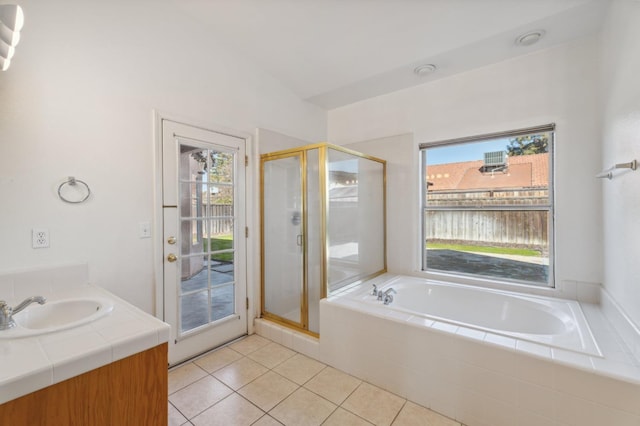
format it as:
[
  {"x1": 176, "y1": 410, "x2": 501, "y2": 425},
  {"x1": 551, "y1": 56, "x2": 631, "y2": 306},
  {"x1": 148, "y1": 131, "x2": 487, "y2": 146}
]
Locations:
[{"x1": 162, "y1": 120, "x2": 247, "y2": 365}]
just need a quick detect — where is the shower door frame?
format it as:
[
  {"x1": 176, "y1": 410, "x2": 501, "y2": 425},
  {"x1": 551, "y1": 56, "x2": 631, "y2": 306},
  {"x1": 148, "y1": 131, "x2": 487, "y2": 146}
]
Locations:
[{"x1": 260, "y1": 148, "x2": 320, "y2": 334}]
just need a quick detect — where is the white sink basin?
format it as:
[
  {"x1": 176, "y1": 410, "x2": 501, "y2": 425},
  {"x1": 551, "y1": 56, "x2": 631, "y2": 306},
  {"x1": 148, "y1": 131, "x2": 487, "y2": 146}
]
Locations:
[{"x1": 0, "y1": 298, "x2": 114, "y2": 338}]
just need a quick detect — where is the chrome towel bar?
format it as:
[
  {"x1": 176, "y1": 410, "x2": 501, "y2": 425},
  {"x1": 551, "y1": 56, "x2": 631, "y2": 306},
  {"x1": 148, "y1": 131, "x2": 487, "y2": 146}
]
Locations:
[{"x1": 596, "y1": 159, "x2": 637, "y2": 180}]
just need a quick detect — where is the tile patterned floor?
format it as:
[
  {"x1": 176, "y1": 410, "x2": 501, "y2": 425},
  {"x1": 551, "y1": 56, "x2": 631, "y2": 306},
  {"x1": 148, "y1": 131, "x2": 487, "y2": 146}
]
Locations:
[{"x1": 169, "y1": 334, "x2": 463, "y2": 426}]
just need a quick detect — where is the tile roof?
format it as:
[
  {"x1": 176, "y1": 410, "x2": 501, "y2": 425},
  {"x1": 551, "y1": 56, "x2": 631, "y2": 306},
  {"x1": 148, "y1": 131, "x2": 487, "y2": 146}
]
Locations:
[{"x1": 426, "y1": 153, "x2": 548, "y2": 191}]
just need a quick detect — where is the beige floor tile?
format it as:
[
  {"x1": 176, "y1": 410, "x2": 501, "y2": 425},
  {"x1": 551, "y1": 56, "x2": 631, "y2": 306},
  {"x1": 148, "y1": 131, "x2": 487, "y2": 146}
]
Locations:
[
  {"x1": 237, "y1": 371, "x2": 299, "y2": 411},
  {"x1": 270, "y1": 387, "x2": 337, "y2": 426},
  {"x1": 229, "y1": 334, "x2": 271, "y2": 355},
  {"x1": 324, "y1": 407, "x2": 374, "y2": 425},
  {"x1": 213, "y1": 356, "x2": 269, "y2": 390},
  {"x1": 248, "y1": 342, "x2": 296, "y2": 368},
  {"x1": 168, "y1": 402, "x2": 188, "y2": 426},
  {"x1": 168, "y1": 362, "x2": 208, "y2": 394},
  {"x1": 342, "y1": 383, "x2": 406, "y2": 426},
  {"x1": 392, "y1": 401, "x2": 461, "y2": 426},
  {"x1": 272, "y1": 353, "x2": 326, "y2": 385},
  {"x1": 252, "y1": 415, "x2": 284, "y2": 426},
  {"x1": 191, "y1": 393, "x2": 264, "y2": 426},
  {"x1": 194, "y1": 347, "x2": 243, "y2": 373},
  {"x1": 169, "y1": 375, "x2": 234, "y2": 419},
  {"x1": 304, "y1": 366, "x2": 361, "y2": 405}
]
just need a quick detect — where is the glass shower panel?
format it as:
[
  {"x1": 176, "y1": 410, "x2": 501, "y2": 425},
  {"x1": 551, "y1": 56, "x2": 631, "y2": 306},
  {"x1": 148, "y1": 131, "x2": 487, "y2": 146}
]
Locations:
[
  {"x1": 262, "y1": 155, "x2": 304, "y2": 326},
  {"x1": 327, "y1": 148, "x2": 385, "y2": 294}
]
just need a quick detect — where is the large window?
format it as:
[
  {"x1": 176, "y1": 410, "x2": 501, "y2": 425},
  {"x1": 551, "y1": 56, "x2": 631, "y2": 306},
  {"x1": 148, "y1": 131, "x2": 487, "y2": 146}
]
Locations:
[{"x1": 420, "y1": 124, "x2": 554, "y2": 287}]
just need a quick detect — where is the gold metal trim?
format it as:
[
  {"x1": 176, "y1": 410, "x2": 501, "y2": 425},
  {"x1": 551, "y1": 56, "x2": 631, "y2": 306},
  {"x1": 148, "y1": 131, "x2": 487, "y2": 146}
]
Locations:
[
  {"x1": 319, "y1": 145, "x2": 328, "y2": 300},
  {"x1": 260, "y1": 315, "x2": 319, "y2": 338},
  {"x1": 260, "y1": 151, "x2": 306, "y2": 330},
  {"x1": 382, "y1": 160, "x2": 388, "y2": 272},
  {"x1": 300, "y1": 150, "x2": 308, "y2": 329},
  {"x1": 260, "y1": 142, "x2": 386, "y2": 165}
]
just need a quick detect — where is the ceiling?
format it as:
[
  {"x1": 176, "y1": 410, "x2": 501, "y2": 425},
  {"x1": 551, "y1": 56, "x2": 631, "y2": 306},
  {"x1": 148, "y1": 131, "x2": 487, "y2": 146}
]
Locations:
[{"x1": 172, "y1": 0, "x2": 609, "y2": 109}]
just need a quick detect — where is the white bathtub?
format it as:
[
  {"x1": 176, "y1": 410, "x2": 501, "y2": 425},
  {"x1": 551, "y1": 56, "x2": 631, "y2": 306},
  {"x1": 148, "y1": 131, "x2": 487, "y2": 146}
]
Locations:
[
  {"x1": 350, "y1": 275, "x2": 600, "y2": 356},
  {"x1": 318, "y1": 274, "x2": 640, "y2": 426}
]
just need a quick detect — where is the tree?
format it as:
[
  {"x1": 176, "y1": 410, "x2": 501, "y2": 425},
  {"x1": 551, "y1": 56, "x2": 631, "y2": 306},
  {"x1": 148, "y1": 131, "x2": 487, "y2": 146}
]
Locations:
[
  {"x1": 506, "y1": 134, "x2": 549, "y2": 156},
  {"x1": 191, "y1": 150, "x2": 234, "y2": 204}
]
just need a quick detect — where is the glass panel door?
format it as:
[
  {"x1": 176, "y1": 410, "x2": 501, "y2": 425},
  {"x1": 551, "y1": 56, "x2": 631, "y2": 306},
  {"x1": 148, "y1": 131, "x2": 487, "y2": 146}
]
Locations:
[
  {"x1": 262, "y1": 154, "x2": 304, "y2": 327},
  {"x1": 162, "y1": 120, "x2": 246, "y2": 366}
]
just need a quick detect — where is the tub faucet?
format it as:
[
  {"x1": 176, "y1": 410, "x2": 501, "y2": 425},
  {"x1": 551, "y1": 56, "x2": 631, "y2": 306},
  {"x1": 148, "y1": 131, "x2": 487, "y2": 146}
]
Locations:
[
  {"x1": 0, "y1": 296, "x2": 47, "y2": 330},
  {"x1": 377, "y1": 287, "x2": 396, "y2": 301}
]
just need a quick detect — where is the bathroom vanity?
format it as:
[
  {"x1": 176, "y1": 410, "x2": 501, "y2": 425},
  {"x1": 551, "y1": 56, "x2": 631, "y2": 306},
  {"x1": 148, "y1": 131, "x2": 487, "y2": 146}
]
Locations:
[
  {"x1": 0, "y1": 264, "x2": 170, "y2": 425},
  {"x1": 0, "y1": 343, "x2": 167, "y2": 425}
]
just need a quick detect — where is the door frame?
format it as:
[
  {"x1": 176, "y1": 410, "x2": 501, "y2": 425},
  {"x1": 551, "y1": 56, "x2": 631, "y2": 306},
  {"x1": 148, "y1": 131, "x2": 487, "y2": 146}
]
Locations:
[{"x1": 152, "y1": 110, "x2": 258, "y2": 337}]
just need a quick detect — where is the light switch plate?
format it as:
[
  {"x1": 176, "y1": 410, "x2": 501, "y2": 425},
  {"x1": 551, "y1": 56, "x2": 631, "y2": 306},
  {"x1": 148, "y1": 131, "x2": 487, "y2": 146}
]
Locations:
[{"x1": 139, "y1": 222, "x2": 151, "y2": 239}]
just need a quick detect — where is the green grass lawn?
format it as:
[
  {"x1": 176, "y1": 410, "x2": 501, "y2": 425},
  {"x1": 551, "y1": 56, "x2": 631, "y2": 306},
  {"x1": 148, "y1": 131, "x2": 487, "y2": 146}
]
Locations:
[
  {"x1": 427, "y1": 242, "x2": 541, "y2": 257},
  {"x1": 205, "y1": 234, "x2": 233, "y2": 262}
]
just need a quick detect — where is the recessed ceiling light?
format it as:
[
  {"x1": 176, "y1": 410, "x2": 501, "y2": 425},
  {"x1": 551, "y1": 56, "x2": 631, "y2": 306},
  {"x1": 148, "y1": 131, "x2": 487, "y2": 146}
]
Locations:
[
  {"x1": 515, "y1": 30, "x2": 545, "y2": 46},
  {"x1": 414, "y1": 64, "x2": 437, "y2": 76}
]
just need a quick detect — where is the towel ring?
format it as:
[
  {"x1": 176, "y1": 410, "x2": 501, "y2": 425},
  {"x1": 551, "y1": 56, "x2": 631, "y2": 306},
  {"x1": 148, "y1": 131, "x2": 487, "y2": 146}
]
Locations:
[{"x1": 57, "y1": 176, "x2": 91, "y2": 204}]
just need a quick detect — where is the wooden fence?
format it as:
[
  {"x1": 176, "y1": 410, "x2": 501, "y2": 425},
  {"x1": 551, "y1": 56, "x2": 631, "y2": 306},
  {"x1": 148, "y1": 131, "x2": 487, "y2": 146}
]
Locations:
[
  {"x1": 425, "y1": 189, "x2": 549, "y2": 252},
  {"x1": 202, "y1": 204, "x2": 234, "y2": 235}
]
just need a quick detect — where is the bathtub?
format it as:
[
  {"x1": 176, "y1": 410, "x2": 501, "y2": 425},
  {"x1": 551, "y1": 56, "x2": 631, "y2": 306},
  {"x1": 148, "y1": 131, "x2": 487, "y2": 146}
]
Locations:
[
  {"x1": 349, "y1": 275, "x2": 600, "y2": 356},
  {"x1": 318, "y1": 274, "x2": 640, "y2": 426}
]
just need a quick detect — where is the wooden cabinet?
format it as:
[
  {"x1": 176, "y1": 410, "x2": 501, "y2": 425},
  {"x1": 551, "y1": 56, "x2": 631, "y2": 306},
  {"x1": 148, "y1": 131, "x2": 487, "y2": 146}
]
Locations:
[{"x1": 0, "y1": 343, "x2": 167, "y2": 426}]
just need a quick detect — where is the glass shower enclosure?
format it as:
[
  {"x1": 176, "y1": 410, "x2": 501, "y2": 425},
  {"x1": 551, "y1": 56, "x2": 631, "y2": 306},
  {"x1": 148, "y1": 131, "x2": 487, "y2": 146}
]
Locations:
[{"x1": 261, "y1": 143, "x2": 386, "y2": 335}]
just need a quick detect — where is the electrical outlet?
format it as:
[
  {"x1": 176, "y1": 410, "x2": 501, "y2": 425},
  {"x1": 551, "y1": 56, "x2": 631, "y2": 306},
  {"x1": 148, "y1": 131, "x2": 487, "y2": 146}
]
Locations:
[{"x1": 32, "y1": 228, "x2": 50, "y2": 248}]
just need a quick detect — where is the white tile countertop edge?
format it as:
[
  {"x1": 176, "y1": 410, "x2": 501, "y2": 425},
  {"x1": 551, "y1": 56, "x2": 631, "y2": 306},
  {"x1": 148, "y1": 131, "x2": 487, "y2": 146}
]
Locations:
[{"x1": 0, "y1": 284, "x2": 170, "y2": 405}]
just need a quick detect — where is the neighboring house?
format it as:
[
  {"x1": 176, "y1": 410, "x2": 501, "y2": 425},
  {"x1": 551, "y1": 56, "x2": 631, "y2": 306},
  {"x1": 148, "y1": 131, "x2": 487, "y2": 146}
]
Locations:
[
  {"x1": 426, "y1": 153, "x2": 549, "y2": 207},
  {"x1": 426, "y1": 152, "x2": 548, "y2": 192}
]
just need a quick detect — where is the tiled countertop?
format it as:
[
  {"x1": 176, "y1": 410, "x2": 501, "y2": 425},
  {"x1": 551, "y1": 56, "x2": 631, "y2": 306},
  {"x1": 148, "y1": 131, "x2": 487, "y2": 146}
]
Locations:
[{"x1": 0, "y1": 280, "x2": 170, "y2": 404}]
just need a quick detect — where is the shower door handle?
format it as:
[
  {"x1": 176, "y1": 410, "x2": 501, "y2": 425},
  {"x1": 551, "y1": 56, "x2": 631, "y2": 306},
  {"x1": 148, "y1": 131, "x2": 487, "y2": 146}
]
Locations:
[{"x1": 296, "y1": 234, "x2": 303, "y2": 247}]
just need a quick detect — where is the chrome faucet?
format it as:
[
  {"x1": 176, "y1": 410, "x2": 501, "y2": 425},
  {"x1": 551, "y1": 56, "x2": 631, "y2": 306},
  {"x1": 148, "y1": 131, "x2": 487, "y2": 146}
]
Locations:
[
  {"x1": 0, "y1": 296, "x2": 46, "y2": 330},
  {"x1": 371, "y1": 284, "x2": 378, "y2": 296},
  {"x1": 377, "y1": 287, "x2": 396, "y2": 301},
  {"x1": 382, "y1": 288, "x2": 396, "y2": 305}
]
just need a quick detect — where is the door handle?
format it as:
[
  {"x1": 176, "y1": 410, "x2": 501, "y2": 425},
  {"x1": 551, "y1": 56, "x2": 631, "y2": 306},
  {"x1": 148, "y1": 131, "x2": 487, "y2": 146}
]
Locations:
[{"x1": 167, "y1": 253, "x2": 177, "y2": 263}]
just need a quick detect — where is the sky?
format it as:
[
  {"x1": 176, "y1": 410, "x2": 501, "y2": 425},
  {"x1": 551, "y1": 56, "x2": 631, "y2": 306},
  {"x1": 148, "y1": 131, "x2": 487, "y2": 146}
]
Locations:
[{"x1": 426, "y1": 138, "x2": 510, "y2": 165}]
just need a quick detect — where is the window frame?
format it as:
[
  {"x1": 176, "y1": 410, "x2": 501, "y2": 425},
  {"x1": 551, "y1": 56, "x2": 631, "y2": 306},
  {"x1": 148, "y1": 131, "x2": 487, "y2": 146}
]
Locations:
[{"x1": 420, "y1": 124, "x2": 556, "y2": 288}]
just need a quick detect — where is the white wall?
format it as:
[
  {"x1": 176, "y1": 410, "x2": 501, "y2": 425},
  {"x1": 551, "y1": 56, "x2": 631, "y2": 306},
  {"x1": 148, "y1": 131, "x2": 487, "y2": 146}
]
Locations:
[
  {"x1": 329, "y1": 36, "x2": 603, "y2": 293},
  {"x1": 0, "y1": 0, "x2": 326, "y2": 313},
  {"x1": 600, "y1": 0, "x2": 640, "y2": 326}
]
